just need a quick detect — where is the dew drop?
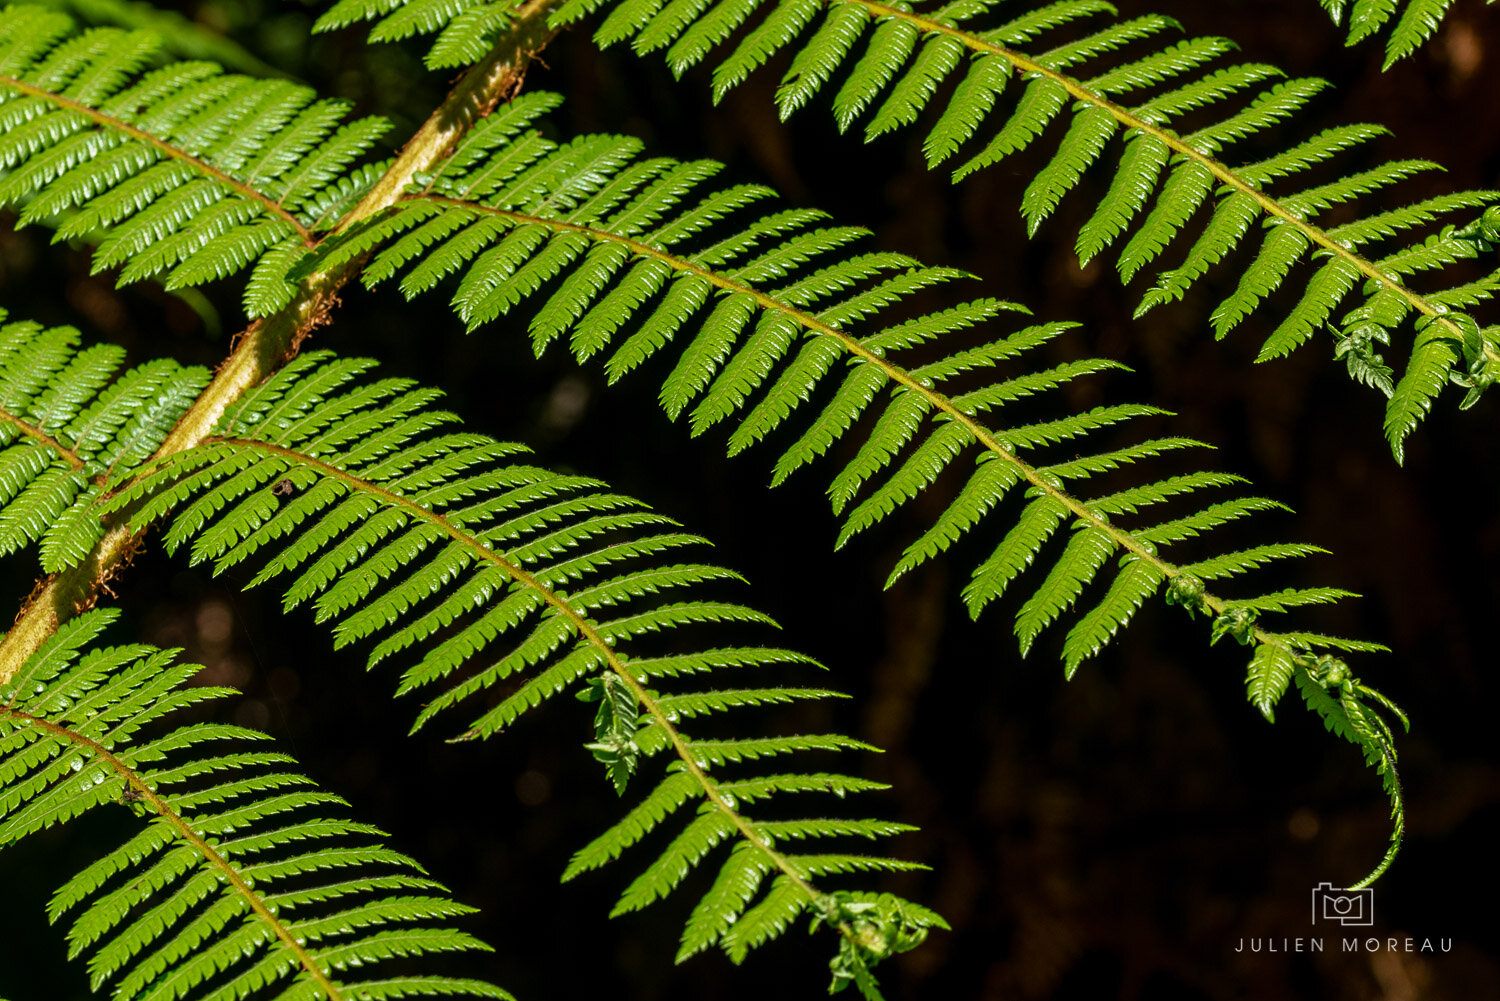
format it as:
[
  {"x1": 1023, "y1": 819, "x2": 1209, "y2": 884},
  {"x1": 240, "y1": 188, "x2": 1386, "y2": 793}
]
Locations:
[
  {"x1": 1432, "y1": 304, "x2": 1448, "y2": 314},
  {"x1": 868, "y1": 347, "x2": 884, "y2": 359},
  {"x1": 917, "y1": 378, "x2": 934, "y2": 389},
  {"x1": 719, "y1": 793, "x2": 737, "y2": 810}
]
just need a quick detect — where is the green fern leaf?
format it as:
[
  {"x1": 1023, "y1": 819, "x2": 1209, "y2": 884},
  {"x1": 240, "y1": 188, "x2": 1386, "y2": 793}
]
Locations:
[
  {"x1": 1061, "y1": 555, "x2": 1166, "y2": 678},
  {"x1": 921, "y1": 51, "x2": 1007, "y2": 166},
  {"x1": 0, "y1": 609, "x2": 513, "y2": 1001},
  {"x1": 721, "y1": 874, "x2": 807, "y2": 962},
  {"x1": 1324, "y1": 0, "x2": 1457, "y2": 66},
  {"x1": 1247, "y1": 640, "x2": 1296, "y2": 722},
  {"x1": 869, "y1": 30, "x2": 967, "y2": 140},
  {"x1": 1384, "y1": 330, "x2": 1458, "y2": 463},
  {"x1": 81, "y1": 341, "x2": 931, "y2": 978},
  {"x1": 1013, "y1": 526, "x2": 1116, "y2": 656},
  {"x1": 1075, "y1": 132, "x2": 1167, "y2": 266},
  {"x1": 954, "y1": 76, "x2": 1068, "y2": 180},
  {"x1": 830, "y1": 8, "x2": 919, "y2": 133},
  {"x1": 0, "y1": 4, "x2": 1414, "y2": 917},
  {"x1": 775, "y1": 2, "x2": 870, "y2": 119},
  {"x1": 676, "y1": 841, "x2": 772, "y2": 960},
  {"x1": 506, "y1": 0, "x2": 1500, "y2": 449},
  {"x1": 1021, "y1": 104, "x2": 1116, "y2": 237},
  {"x1": 0, "y1": 311, "x2": 207, "y2": 574},
  {"x1": 0, "y1": 9, "x2": 390, "y2": 312}
]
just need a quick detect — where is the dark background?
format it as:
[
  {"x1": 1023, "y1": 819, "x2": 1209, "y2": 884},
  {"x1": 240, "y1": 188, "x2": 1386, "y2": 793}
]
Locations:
[{"x1": 1, "y1": 0, "x2": 1499, "y2": 998}]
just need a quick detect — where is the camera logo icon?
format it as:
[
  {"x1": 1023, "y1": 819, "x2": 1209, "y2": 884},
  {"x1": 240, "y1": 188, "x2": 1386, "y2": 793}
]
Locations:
[{"x1": 1311, "y1": 883, "x2": 1374, "y2": 926}]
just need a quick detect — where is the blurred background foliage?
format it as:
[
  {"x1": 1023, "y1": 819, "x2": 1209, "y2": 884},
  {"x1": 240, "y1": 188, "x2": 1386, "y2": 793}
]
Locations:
[{"x1": 1, "y1": 0, "x2": 1499, "y2": 998}]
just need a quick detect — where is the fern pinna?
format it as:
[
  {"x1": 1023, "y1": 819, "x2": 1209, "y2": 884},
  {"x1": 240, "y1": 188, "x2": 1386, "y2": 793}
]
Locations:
[
  {"x1": 0, "y1": 607, "x2": 511, "y2": 1001},
  {"x1": 1315, "y1": 0, "x2": 1467, "y2": 66},
  {"x1": 0, "y1": 4, "x2": 390, "y2": 314},
  {"x1": 0, "y1": 317, "x2": 208, "y2": 573},
  {"x1": 321, "y1": 0, "x2": 1500, "y2": 459},
  {"x1": 289, "y1": 90, "x2": 1409, "y2": 883},
  {"x1": 78, "y1": 344, "x2": 940, "y2": 993}
]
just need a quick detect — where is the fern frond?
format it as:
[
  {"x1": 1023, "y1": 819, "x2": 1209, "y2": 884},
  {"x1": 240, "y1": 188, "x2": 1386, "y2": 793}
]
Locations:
[
  {"x1": 345, "y1": 103, "x2": 1366, "y2": 670},
  {"x1": 0, "y1": 309, "x2": 208, "y2": 572},
  {"x1": 93, "y1": 345, "x2": 938, "y2": 986},
  {"x1": 280, "y1": 101, "x2": 1408, "y2": 882},
  {"x1": 503, "y1": 0, "x2": 1500, "y2": 457},
  {"x1": 0, "y1": 608, "x2": 513, "y2": 1001},
  {"x1": 0, "y1": 6, "x2": 389, "y2": 314}
]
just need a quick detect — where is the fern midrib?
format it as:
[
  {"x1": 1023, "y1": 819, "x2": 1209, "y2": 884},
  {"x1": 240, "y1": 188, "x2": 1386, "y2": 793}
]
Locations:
[
  {"x1": 840, "y1": 0, "x2": 1497, "y2": 369},
  {"x1": 0, "y1": 705, "x2": 347, "y2": 1001},
  {"x1": 0, "y1": 2, "x2": 561, "y2": 684},
  {"x1": 417, "y1": 193, "x2": 1302, "y2": 663},
  {"x1": 0, "y1": 74, "x2": 316, "y2": 245},
  {"x1": 209, "y1": 435, "x2": 838, "y2": 925},
  {"x1": 0, "y1": 406, "x2": 85, "y2": 470}
]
